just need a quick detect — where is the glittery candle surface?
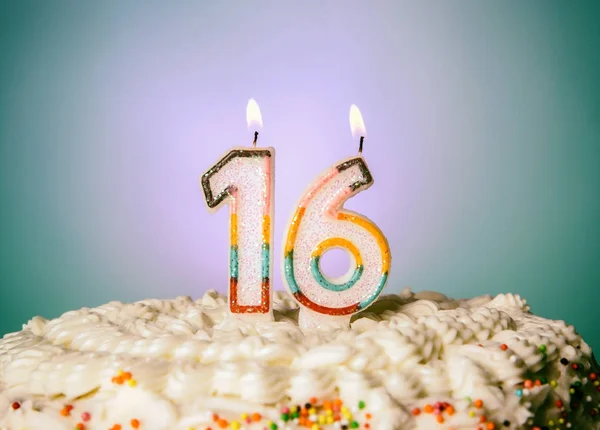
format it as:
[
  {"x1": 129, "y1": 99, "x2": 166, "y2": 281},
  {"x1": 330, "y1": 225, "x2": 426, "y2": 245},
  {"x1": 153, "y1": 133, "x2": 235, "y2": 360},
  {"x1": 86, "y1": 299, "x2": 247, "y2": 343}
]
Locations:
[
  {"x1": 283, "y1": 156, "x2": 390, "y2": 325},
  {"x1": 202, "y1": 148, "x2": 274, "y2": 314}
]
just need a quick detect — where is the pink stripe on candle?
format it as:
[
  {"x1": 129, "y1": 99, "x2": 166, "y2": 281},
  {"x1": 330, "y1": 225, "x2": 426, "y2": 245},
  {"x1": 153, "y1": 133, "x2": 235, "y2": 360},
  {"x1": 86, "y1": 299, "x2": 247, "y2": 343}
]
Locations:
[
  {"x1": 230, "y1": 188, "x2": 239, "y2": 214},
  {"x1": 327, "y1": 186, "x2": 353, "y2": 214},
  {"x1": 298, "y1": 167, "x2": 338, "y2": 208},
  {"x1": 263, "y1": 156, "x2": 272, "y2": 215}
]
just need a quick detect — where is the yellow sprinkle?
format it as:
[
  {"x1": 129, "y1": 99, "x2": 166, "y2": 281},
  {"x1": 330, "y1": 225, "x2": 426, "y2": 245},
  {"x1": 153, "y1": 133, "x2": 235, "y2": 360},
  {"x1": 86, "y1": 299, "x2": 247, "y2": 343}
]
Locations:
[
  {"x1": 318, "y1": 415, "x2": 326, "y2": 424},
  {"x1": 240, "y1": 413, "x2": 248, "y2": 420},
  {"x1": 128, "y1": 379, "x2": 137, "y2": 387},
  {"x1": 569, "y1": 388, "x2": 575, "y2": 394},
  {"x1": 469, "y1": 411, "x2": 476, "y2": 417},
  {"x1": 326, "y1": 416, "x2": 333, "y2": 424},
  {"x1": 230, "y1": 420, "x2": 240, "y2": 430},
  {"x1": 558, "y1": 418, "x2": 565, "y2": 424},
  {"x1": 326, "y1": 409, "x2": 333, "y2": 416},
  {"x1": 595, "y1": 381, "x2": 600, "y2": 386},
  {"x1": 291, "y1": 406, "x2": 298, "y2": 413},
  {"x1": 311, "y1": 425, "x2": 319, "y2": 430},
  {"x1": 341, "y1": 407, "x2": 349, "y2": 414},
  {"x1": 550, "y1": 380, "x2": 558, "y2": 388},
  {"x1": 548, "y1": 420, "x2": 554, "y2": 427},
  {"x1": 188, "y1": 428, "x2": 196, "y2": 430}
]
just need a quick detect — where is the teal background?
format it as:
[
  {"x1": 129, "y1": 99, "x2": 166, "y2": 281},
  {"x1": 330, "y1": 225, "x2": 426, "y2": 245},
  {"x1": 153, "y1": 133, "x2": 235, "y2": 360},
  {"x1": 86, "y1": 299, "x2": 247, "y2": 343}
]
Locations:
[{"x1": 0, "y1": 2, "x2": 598, "y2": 352}]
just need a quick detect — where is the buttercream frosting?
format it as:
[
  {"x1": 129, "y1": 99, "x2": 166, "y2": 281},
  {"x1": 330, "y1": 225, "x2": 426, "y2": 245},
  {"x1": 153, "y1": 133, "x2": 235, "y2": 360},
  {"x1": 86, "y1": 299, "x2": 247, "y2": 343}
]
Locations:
[{"x1": 0, "y1": 289, "x2": 598, "y2": 430}]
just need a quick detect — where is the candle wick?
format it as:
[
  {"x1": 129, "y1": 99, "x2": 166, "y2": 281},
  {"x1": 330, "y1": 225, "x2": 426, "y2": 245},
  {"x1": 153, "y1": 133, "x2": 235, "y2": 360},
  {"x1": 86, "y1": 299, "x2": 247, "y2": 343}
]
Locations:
[
  {"x1": 253, "y1": 131, "x2": 259, "y2": 147},
  {"x1": 358, "y1": 136, "x2": 364, "y2": 154}
]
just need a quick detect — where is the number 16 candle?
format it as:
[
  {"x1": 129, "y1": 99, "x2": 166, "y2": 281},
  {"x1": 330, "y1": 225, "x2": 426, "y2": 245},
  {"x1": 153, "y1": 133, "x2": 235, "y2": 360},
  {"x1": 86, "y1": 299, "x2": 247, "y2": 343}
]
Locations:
[
  {"x1": 201, "y1": 99, "x2": 274, "y2": 319},
  {"x1": 282, "y1": 105, "x2": 391, "y2": 328}
]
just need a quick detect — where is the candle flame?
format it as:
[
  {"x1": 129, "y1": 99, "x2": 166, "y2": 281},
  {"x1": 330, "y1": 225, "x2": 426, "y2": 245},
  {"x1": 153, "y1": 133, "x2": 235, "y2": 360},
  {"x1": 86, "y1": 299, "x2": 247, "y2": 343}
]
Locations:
[
  {"x1": 349, "y1": 104, "x2": 366, "y2": 138},
  {"x1": 246, "y1": 98, "x2": 263, "y2": 130}
]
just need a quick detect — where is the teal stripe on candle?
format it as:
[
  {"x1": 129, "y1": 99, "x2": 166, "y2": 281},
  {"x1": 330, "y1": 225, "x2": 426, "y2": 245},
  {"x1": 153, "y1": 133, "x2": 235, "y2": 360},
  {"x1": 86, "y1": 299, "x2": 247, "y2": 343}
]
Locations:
[
  {"x1": 230, "y1": 246, "x2": 238, "y2": 279},
  {"x1": 284, "y1": 251, "x2": 299, "y2": 293},
  {"x1": 309, "y1": 256, "x2": 363, "y2": 292},
  {"x1": 261, "y1": 243, "x2": 270, "y2": 279},
  {"x1": 359, "y1": 272, "x2": 388, "y2": 309}
]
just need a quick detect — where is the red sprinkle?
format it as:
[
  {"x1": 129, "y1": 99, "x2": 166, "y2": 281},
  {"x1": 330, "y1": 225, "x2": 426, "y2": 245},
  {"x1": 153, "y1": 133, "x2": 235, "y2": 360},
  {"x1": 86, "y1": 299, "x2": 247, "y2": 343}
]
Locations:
[
  {"x1": 556, "y1": 400, "x2": 563, "y2": 408},
  {"x1": 11, "y1": 402, "x2": 20, "y2": 410},
  {"x1": 572, "y1": 363, "x2": 579, "y2": 370},
  {"x1": 500, "y1": 344, "x2": 508, "y2": 351},
  {"x1": 590, "y1": 373, "x2": 597, "y2": 381}
]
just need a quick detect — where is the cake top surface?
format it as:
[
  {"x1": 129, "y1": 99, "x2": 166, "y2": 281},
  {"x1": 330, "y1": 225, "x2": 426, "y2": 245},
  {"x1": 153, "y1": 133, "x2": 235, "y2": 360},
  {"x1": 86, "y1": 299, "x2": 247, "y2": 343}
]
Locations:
[{"x1": 0, "y1": 289, "x2": 598, "y2": 430}]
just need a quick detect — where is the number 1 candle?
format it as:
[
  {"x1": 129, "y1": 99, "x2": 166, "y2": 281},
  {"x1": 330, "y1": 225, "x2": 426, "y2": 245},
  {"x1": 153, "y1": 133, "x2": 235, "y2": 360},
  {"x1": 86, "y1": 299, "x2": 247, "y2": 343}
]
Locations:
[
  {"x1": 201, "y1": 99, "x2": 274, "y2": 319},
  {"x1": 282, "y1": 105, "x2": 391, "y2": 328}
]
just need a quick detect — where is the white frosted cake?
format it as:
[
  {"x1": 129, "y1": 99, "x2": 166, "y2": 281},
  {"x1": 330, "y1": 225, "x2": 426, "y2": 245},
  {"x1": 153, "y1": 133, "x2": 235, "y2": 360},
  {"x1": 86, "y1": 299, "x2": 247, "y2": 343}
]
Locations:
[{"x1": 1, "y1": 289, "x2": 598, "y2": 430}]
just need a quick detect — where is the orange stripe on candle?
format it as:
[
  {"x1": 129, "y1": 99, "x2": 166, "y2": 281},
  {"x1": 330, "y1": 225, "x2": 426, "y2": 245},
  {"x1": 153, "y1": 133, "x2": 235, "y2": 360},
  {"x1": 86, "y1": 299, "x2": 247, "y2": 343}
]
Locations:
[
  {"x1": 284, "y1": 207, "x2": 305, "y2": 255},
  {"x1": 338, "y1": 213, "x2": 390, "y2": 273}
]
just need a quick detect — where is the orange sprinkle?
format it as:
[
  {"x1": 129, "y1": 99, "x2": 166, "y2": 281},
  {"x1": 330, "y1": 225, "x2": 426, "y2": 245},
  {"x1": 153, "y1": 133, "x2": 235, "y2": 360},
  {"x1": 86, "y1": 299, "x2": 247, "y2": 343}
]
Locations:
[
  {"x1": 122, "y1": 371, "x2": 132, "y2": 380},
  {"x1": 323, "y1": 400, "x2": 332, "y2": 410},
  {"x1": 212, "y1": 413, "x2": 219, "y2": 422},
  {"x1": 479, "y1": 416, "x2": 487, "y2": 423},
  {"x1": 333, "y1": 398, "x2": 343, "y2": 407},
  {"x1": 474, "y1": 399, "x2": 484, "y2": 409},
  {"x1": 309, "y1": 396, "x2": 318, "y2": 405},
  {"x1": 113, "y1": 376, "x2": 124, "y2": 385},
  {"x1": 60, "y1": 408, "x2": 70, "y2": 417},
  {"x1": 423, "y1": 404, "x2": 433, "y2": 413},
  {"x1": 500, "y1": 344, "x2": 508, "y2": 351},
  {"x1": 130, "y1": 418, "x2": 140, "y2": 428},
  {"x1": 365, "y1": 424, "x2": 370, "y2": 429},
  {"x1": 75, "y1": 424, "x2": 85, "y2": 430},
  {"x1": 365, "y1": 412, "x2": 372, "y2": 420},
  {"x1": 487, "y1": 423, "x2": 496, "y2": 430},
  {"x1": 217, "y1": 418, "x2": 228, "y2": 429},
  {"x1": 251, "y1": 413, "x2": 261, "y2": 422},
  {"x1": 110, "y1": 425, "x2": 122, "y2": 430},
  {"x1": 524, "y1": 380, "x2": 533, "y2": 389},
  {"x1": 436, "y1": 415, "x2": 445, "y2": 424},
  {"x1": 446, "y1": 405, "x2": 455, "y2": 416},
  {"x1": 412, "y1": 408, "x2": 421, "y2": 416},
  {"x1": 535, "y1": 379, "x2": 542, "y2": 386}
]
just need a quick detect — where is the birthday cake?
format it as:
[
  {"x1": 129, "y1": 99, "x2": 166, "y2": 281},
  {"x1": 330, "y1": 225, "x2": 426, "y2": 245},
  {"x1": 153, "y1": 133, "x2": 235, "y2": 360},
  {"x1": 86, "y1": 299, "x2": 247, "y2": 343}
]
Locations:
[{"x1": 0, "y1": 289, "x2": 598, "y2": 430}]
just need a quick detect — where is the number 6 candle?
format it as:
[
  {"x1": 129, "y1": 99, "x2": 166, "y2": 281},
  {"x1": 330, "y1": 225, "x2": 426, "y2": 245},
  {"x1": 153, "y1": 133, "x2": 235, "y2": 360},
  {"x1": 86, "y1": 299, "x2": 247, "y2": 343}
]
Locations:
[
  {"x1": 282, "y1": 105, "x2": 391, "y2": 328},
  {"x1": 201, "y1": 99, "x2": 274, "y2": 319}
]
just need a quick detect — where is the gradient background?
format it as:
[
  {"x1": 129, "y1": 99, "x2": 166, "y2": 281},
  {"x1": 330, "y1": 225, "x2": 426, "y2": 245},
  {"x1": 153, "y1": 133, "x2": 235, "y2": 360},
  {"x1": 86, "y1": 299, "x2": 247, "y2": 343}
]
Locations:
[{"x1": 1, "y1": 2, "x2": 598, "y2": 351}]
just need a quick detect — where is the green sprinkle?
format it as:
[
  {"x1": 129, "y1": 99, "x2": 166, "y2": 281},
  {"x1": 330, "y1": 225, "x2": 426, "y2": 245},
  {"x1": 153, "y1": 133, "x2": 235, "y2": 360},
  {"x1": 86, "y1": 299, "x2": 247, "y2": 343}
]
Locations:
[
  {"x1": 281, "y1": 413, "x2": 289, "y2": 422},
  {"x1": 358, "y1": 400, "x2": 366, "y2": 409},
  {"x1": 270, "y1": 423, "x2": 278, "y2": 430},
  {"x1": 538, "y1": 344, "x2": 547, "y2": 353},
  {"x1": 292, "y1": 411, "x2": 299, "y2": 419},
  {"x1": 540, "y1": 377, "x2": 548, "y2": 384},
  {"x1": 350, "y1": 422, "x2": 359, "y2": 429}
]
